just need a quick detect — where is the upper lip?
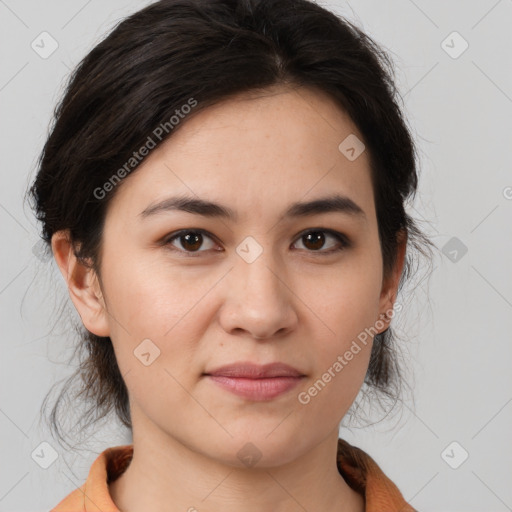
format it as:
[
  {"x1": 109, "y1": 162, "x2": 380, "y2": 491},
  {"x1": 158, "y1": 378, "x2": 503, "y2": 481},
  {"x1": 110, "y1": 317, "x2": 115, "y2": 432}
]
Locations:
[{"x1": 204, "y1": 362, "x2": 305, "y2": 378}]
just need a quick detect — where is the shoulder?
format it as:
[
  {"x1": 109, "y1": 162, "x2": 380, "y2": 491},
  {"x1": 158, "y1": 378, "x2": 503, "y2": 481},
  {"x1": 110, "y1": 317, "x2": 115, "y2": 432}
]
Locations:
[
  {"x1": 50, "y1": 445, "x2": 133, "y2": 512},
  {"x1": 336, "y1": 438, "x2": 417, "y2": 512}
]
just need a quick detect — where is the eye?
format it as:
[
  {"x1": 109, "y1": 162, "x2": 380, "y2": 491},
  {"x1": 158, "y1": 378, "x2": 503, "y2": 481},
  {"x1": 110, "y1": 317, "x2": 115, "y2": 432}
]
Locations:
[
  {"x1": 162, "y1": 228, "x2": 350, "y2": 257},
  {"x1": 163, "y1": 229, "x2": 220, "y2": 256},
  {"x1": 292, "y1": 229, "x2": 350, "y2": 254}
]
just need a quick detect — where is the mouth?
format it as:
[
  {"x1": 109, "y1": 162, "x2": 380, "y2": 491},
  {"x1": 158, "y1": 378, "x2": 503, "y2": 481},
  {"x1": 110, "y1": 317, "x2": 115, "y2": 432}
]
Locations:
[{"x1": 203, "y1": 362, "x2": 306, "y2": 401}]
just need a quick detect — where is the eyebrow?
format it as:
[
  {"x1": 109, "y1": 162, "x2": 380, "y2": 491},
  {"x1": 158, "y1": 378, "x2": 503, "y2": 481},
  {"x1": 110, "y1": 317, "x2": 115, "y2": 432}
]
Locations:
[{"x1": 139, "y1": 194, "x2": 366, "y2": 222}]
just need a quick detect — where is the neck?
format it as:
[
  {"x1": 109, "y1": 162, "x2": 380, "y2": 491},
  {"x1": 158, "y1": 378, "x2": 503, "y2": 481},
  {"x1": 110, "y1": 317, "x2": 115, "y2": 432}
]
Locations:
[{"x1": 109, "y1": 417, "x2": 364, "y2": 512}]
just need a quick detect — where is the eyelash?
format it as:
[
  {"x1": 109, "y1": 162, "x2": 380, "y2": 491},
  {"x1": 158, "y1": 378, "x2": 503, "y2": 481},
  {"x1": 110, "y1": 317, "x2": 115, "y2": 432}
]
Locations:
[{"x1": 162, "y1": 228, "x2": 351, "y2": 257}]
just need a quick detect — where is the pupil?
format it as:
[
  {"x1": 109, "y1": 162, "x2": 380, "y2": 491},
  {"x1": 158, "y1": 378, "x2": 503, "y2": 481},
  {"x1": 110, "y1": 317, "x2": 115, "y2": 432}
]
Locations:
[
  {"x1": 183, "y1": 232, "x2": 202, "y2": 251},
  {"x1": 305, "y1": 231, "x2": 324, "y2": 250}
]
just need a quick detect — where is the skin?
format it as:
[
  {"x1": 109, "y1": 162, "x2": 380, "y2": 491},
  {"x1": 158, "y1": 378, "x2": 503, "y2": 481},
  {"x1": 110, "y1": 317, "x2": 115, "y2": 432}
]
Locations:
[{"x1": 52, "y1": 84, "x2": 406, "y2": 512}]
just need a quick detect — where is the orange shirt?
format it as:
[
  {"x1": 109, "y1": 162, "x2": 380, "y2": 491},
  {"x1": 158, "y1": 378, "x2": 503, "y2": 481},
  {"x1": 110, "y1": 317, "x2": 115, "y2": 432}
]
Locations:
[{"x1": 50, "y1": 438, "x2": 416, "y2": 511}]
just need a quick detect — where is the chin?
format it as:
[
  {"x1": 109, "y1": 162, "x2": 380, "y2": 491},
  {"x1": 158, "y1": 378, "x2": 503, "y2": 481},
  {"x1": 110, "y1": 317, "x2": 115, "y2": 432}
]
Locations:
[{"x1": 205, "y1": 432, "x2": 305, "y2": 470}]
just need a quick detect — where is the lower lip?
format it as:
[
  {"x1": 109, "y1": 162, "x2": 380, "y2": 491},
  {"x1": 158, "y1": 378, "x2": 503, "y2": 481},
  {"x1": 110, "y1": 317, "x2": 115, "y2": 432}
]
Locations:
[{"x1": 206, "y1": 375, "x2": 304, "y2": 401}]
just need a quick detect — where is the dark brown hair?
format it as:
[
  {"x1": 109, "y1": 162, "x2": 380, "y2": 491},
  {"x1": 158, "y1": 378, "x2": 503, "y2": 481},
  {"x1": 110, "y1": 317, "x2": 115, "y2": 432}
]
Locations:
[{"x1": 29, "y1": 0, "x2": 435, "y2": 446}]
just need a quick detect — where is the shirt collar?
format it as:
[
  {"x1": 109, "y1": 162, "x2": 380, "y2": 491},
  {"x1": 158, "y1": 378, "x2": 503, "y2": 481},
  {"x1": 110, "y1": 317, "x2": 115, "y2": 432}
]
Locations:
[{"x1": 51, "y1": 438, "x2": 416, "y2": 511}]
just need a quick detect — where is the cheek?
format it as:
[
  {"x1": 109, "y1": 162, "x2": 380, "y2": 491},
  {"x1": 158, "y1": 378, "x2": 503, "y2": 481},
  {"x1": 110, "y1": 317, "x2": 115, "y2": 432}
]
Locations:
[
  {"x1": 296, "y1": 350, "x2": 371, "y2": 442},
  {"x1": 296, "y1": 255, "x2": 381, "y2": 407},
  {"x1": 296, "y1": 278, "x2": 377, "y2": 423},
  {"x1": 307, "y1": 252, "x2": 383, "y2": 343},
  {"x1": 99, "y1": 253, "x2": 223, "y2": 389},
  {"x1": 101, "y1": 253, "x2": 216, "y2": 337},
  {"x1": 100, "y1": 257, "x2": 211, "y2": 418},
  {"x1": 97, "y1": 256, "x2": 194, "y2": 382}
]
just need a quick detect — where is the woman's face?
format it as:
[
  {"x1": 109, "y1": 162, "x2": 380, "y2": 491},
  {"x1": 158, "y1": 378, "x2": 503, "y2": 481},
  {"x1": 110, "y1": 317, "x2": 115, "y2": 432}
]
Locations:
[{"x1": 72, "y1": 85, "x2": 402, "y2": 466}]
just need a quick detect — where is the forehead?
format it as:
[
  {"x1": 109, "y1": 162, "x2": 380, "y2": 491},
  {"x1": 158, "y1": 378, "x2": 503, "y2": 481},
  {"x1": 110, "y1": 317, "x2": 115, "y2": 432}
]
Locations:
[{"x1": 106, "y1": 85, "x2": 376, "y2": 225}]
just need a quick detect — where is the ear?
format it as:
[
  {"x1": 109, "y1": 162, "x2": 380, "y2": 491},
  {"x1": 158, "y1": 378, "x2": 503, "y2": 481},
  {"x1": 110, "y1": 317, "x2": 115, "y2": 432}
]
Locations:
[
  {"x1": 377, "y1": 229, "x2": 407, "y2": 332},
  {"x1": 51, "y1": 230, "x2": 110, "y2": 337}
]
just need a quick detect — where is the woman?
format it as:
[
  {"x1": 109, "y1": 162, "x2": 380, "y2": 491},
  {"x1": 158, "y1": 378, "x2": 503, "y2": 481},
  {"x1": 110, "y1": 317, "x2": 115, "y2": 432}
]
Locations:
[{"x1": 30, "y1": 0, "x2": 434, "y2": 510}]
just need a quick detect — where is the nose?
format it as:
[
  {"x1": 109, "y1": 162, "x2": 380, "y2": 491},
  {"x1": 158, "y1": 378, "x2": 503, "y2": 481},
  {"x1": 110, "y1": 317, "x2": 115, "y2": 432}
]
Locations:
[{"x1": 218, "y1": 253, "x2": 298, "y2": 341}]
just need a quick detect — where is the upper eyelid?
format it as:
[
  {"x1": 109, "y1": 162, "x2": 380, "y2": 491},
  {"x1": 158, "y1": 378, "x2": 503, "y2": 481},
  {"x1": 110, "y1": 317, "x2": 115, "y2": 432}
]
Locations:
[{"x1": 164, "y1": 228, "x2": 218, "y2": 245}]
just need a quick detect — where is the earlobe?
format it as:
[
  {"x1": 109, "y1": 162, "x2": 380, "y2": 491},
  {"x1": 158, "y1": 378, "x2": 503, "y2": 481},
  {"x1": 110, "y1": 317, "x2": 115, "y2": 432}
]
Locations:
[{"x1": 51, "y1": 230, "x2": 110, "y2": 337}]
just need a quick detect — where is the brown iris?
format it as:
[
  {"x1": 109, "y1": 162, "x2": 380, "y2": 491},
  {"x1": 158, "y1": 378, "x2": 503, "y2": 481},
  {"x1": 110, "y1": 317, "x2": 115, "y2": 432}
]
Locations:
[
  {"x1": 180, "y1": 232, "x2": 203, "y2": 252},
  {"x1": 302, "y1": 231, "x2": 326, "y2": 251}
]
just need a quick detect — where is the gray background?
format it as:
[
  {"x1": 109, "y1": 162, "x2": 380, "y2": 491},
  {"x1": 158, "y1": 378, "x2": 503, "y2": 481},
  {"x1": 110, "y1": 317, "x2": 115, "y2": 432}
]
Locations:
[{"x1": 1, "y1": 0, "x2": 511, "y2": 510}]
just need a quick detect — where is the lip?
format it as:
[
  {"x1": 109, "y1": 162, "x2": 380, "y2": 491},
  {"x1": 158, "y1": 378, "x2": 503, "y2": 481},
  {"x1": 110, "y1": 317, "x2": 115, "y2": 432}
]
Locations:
[
  {"x1": 203, "y1": 362, "x2": 306, "y2": 401},
  {"x1": 204, "y1": 361, "x2": 305, "y2": 378}
]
